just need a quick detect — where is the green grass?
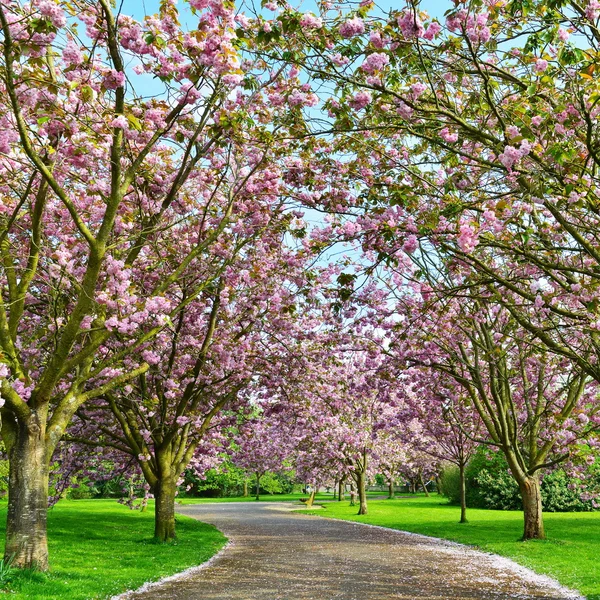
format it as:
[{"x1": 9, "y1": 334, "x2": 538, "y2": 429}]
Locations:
[
  {"x1": 303, "y1": 495, "x2": 600, "y2": 599},
  {"x1": 0, "y1": 499, "x2": 226, "y2": 600}
]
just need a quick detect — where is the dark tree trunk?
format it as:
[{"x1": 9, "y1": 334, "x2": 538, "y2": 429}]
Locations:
[
  {"x1": 338, "y1": 478, "x2": 345, "y2": 501},
  {"x1": 332, "y1": 480, "x2": 337, "y2": 500},
  {"x1": 419, "y1": 472, "x2": 430, "y2": 497},
  {"x1": 356, "y1": 470, "x2": 368, "y2": 515},
  {"x1": 459, "y1": 462, "x2": 468, "y2": 524},
  {"x1": 519, "y1": 475, "x2": 545, "y2": 540},
  {"x1": 255, "y1": 473, "x2": 261, "y2": 501},
  {"x1": 5, "y1": 413, "x2": 50, "y2": 570},
  {"x1": 388, "y1": 479, "x2": 395, "y2": 499},
  {"x1": 154, "y1": 475, "x2": 177, "y2": 542}
]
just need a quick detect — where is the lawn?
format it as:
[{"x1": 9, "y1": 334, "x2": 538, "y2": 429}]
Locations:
[
  {"x1": 304, "y1": 495, "x2": 599, "y2": 599},
  {"x1": 0, "y1": 499, "x2": 226, "y2": 600}
]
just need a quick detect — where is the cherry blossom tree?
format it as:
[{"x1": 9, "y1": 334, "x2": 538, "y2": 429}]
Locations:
[{"x1": 0, "y1": 0, "x2": 324, "y2": 568}]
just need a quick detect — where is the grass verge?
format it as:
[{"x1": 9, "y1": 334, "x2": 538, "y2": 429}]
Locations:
[
  {"x1": 303, "y1": 495, "x2": 599, "y2": 599},
  {"x1": 0, "y1": 499, "x2": 226, "y2": 600}
]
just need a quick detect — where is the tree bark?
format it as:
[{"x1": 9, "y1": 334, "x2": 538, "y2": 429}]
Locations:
[
  {"x1": 4, "y1": 413, "x2": 50, "y2": 570},
  {"x1": 356, "y1": 470, "x2": 368, "y2": 515},
  {"x1": 338, "y1": 478, "x2": 345, "y2": 501},
  {"x1": 332, "y1": 479, "x2": 337, "y2": 500},
  {"x1": 154, "y1": 474, "x2": 177, "y2": 542},
  {"x1": 255, "y1": 472, "x2": 261, "y2": 501},
  {"x1": 243, "y1": 479, "x2": 248, "y2": 497},
  {"x1": 459, "y1": 462, "x2": 468, "y2": 524},
  {"x1": 388, "y1": 478, "x2": 395, "y2": 499},
  {"x1": 419, "y1": 472, "x2": 430, "y2": 497},
  {"x1": 519, "y1": 475, "x2": 545, "y2": 540}
]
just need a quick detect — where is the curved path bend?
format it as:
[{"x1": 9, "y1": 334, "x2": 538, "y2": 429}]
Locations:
[{"x1": 123, "y1": 502, "x2": 583, "y2": 600}]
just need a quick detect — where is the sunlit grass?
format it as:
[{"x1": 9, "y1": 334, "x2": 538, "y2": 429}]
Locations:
[{"x1": 0, "y1": 499, "x2": 226, "y2": 600}]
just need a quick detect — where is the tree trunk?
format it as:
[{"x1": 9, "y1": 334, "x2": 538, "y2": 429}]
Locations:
[
  {"x1": 255, "y1": 473, "x2": 261, "y2": 501},
  {"x1": 356, "y1": 470, "x2": 368, "y2": 515},
  {"x1": 243, "y1": 480, "x2": 248, "y2": 497},
  {"x1": 4, "y1": 414, "x2": 50, "y2": 570},
  {"x1": 419, "y1": 472, "x2": 430, "y2": 497},
  {"x1": 519, "y1": 475, "x2": 545, "y2": 540},
  {"x1": 459, "y1": 462, "x2": 468, "y2": 524},
  {"x1": 388, "y1": 479, "x2": 395, "y2": 499},
  {"x1": 154, "y1": 475, "x2": 177, "y2": 542},
  {"x1": 332, "y1": 479, "x2": 337, "y2": 500},
  {"x1": 338, "y1": 478, "x2": 345, "y2": 501}
]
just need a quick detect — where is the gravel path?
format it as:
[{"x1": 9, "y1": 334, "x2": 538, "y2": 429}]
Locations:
[{"x1": 118, "y1": 502, "x2": 583, "y2": 600}]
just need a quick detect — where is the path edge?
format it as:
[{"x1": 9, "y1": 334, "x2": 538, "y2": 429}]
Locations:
[
  {"x1": 109, "y1": 540, "x2": 232, "y2": 600},
  {"x1": 299, "y1": 509, "x2": 587, "y2": 600}
]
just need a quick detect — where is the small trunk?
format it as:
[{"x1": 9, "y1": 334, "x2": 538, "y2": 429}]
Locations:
[
  {"x1": 154, "y1": 475, "x2": 177, "y2": 542},
  {"x1": 519, "y1": 475, "x2": 545, "y2": 540},
  {"x1": 459, "y1": 463, "x2": 468, "y2": 524},
  {"x1": 304, "y1": 488, "x2": 317, "y2": 508},
  {"x1": 356, "y1": 470, "x2": 368, "y2": 515},
  {"x1": 255, "y1": 473, "x2": 261, "y2": 501},
  {"x1": 332, "y1": 480, "x2": 337, "y2": 500},
  {"x1": 5, "y1": 414, "x2": 50, "y2": 570},
  {"x1": 243, "y1": 480, "x2": 248, "y2": 497},
  {"x1": 388, "y1": 479, "x2": 395, "y2": 499},
  {"x1": 435, "y1": 475, "x2": 443, "y2": 495},
  {"x1": 419, "y1": 472, "x2": 430, "y2": 497},
  {"x1": 338, "y1": 479, "x2": 345, "y2": 501}
]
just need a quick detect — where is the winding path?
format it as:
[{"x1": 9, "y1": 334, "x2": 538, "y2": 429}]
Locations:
[{"x1": 121, "y1": 502, "x2": 583, "y2": 600}]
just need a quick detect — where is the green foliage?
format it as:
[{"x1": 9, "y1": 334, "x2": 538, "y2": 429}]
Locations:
[
  {"x1": 0, "y1": 499, "x2": 226, "y2": 600},
  {"x1": 439, "y1": 466, "x2": 461, "y2": 505},
  {"x1": 463, "y1": 448, "x2": 598, "y2": 512}
]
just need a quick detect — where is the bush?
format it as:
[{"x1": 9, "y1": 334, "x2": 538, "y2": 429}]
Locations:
[
  {"x1": 463, "y1": 447, "x2": 598, "y2": 512},
  {"x1": 439, "y1": 466, "x2": 461, "y2": 505}
]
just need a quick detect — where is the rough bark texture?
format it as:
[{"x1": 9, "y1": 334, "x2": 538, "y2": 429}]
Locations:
[
  {"x1": 459, "y1": 463, "x2": 468, "y2": 524},
  {"x1": 154, "y1": 475, "x2": 177, "y2": 541},
  {"x1": 420, "y1": 473, "x2": 430, "y2": 497},
  {"x1": 4, "y1": 413, "x2": 50, "y2": 570},
  {"x1": 519, "y1": 475, "x2": 545, "y2": 540},
  {"x1": 243, "y1": 480, "x2": 248, "y2": 497},
  {"x1": 388, "y1": 480, "x2": 395, "y2": 499},
  {"x1": 356, "y1": 470, "x2": 368, "y2": 515}
]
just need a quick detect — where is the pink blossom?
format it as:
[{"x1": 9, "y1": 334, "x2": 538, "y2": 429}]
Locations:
[
  {"x1": 36, "y1": 0, "x2": 67, "y2": 28},
  {"x1": 423, "y1": 21, "x2": 441, "y2": 40},
  {"x1": 534, "y1": 59, "x2": 549, "y2": 73},
  {"x1": 557, "y1": 28, "x2": 570, "y2": 42},
  {"x1": 457, "y1": 223, "x2": 478, "y2": 253},
  {"x1": 531, "y1": 115, "x2": 543, "y2": 127},
  {"x1": 300, "y1": 13, "x2": 323, "y2": 30},
  {"x1": 103, "y1": 70, "x2": 126, "y2": 90},
  {"x1": 349, "y1": 90, "x2": 372, "y2": 110},
  {"x1": 397, "y1": 11, "x2": 424, "y2": 38},
  {"x1": 361, "y1": 52, "x2": 389, "y2": 74},
  {"x1": 402, "y1": 235, "x2": 419, "y2": 254},
  {"x1": 440, "y1": 127, "x2": 458, "y2": 143},
  {"x1": 109, "y1": 115, "x2": 129, "y2": 129},
  {"x1": 339, "y1": 17, "x2": 365, "y2": 39}
]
